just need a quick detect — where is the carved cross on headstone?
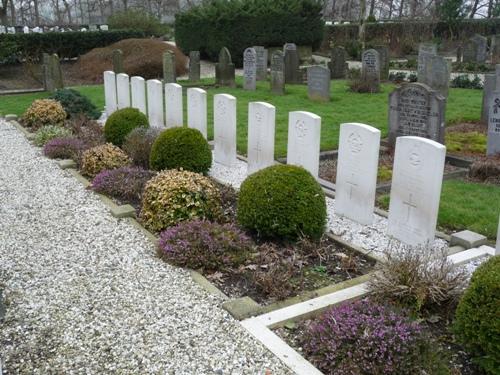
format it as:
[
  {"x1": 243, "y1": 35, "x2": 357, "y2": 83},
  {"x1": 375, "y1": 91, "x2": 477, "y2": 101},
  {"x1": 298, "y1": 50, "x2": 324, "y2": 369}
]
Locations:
[
  {"x1": 403, "y1": 193, "x2": 417, "y2": 223},
  {"x1": 346, "y1": 173, "x2": 358, "y2": 200}
]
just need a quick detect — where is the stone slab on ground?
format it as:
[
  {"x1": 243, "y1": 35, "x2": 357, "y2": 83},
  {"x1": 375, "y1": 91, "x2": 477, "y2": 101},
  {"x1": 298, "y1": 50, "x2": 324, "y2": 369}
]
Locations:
[{"x1": 450, "y1": 230, "x2": 488, "y2": 249}]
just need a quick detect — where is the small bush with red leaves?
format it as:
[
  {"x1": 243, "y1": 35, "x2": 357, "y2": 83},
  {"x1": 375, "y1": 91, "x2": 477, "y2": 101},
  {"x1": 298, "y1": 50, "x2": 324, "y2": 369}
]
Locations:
[{"x1": 43, "y1": 137, "x2": 86, "y2": 161}]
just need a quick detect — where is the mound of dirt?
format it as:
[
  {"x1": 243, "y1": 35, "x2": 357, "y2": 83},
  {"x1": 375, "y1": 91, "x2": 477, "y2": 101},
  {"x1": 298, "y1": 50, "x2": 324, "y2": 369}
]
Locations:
[{"x1": 73, "y1": 38, "x2": 188, "y2": 83}]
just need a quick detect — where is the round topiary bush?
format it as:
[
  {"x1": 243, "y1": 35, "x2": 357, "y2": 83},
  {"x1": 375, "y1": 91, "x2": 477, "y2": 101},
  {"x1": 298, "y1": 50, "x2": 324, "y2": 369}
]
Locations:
[
  {"x1": 149, "y1": 127, "x2": 212, "y2": 173},
  {"x1": 34, "y1": 125, "x2": 73, "y2": 146},
  {"x1": 80, "y1": 143, "x2": 131, "y2": 177},
  {"x1": 158, "y1": 220, "x2": 252, "y2": 271},
  {"x1": 454, "y1": 256, "x2": 500, "y2": 374},
  {"x1": 22, "y1": 99, "x2": 67, "y2": 130},
  {"x1": 49, "y1": 88, "x2": 101, "y2": 119},
  {"x1": 122, "y1": 127, "x2": 162, "y2": 168},
  {"x1": 104, "y1": 107, "x2": 149, "y2": 146},
  {"x1": 140, "y1": 169, "x2": 222, "y2": 232},
  {"x1": 237, "y1": 165, "x2": 326, "y2": 240}
]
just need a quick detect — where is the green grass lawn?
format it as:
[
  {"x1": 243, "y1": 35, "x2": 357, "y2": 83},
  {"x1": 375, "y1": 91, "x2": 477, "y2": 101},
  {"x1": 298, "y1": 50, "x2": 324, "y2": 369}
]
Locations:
[
  {"x1": 0, "y1": 78, "x2": 482, "y2": 157},
  {"x1": 378, "y1": 179, "x2": 500, "y2": 240}
]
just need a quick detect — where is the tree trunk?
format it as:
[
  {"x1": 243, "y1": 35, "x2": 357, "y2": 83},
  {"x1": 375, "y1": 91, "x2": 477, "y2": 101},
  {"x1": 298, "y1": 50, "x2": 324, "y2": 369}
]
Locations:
[
  {"x1": 388, "y1": 0, "x2": 394, "y2": 18},
  {"x1": 359, "y1": 0, "x2": 366, "y2": 49},
  {"x1": 488, "y1": 0, "x2": 494, "y2": 17},
  {"x1": 10, "y1": 0, "x2": 15, "y2": 25},
  {"x1": 469, "y1": 0, "x2": 480, "y2": 17},
  {"x1": 399, "y1": 0, "x2": 405, "y2": 18},
  {"x1": 62, "y1": 0, "x2": 72, "y2": 24},
  {"x1": 369, "y1": 0, "x2": 376, "y2": 17},
  {"x1": 33, "y1": 0, "x2": 40, "y2": 25}
]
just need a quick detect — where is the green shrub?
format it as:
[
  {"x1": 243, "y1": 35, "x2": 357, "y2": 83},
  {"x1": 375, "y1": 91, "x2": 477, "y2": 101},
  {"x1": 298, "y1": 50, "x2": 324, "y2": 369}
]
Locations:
[
  {"x1": 22, "y1": 99, "x2": 67, "y2": 130},
  {"x1": 49, "y1": 88, "x2": 101, "y2": 119},
  {"x1": 175, "y1": 0, "x2": 324, "y2": 66},
  {"x1": 108, "y1": 9, "x2": 170, "y2": 36},
  {"x1": 123, "y1": 127, "x2": 162, "y2": 168},
  {"x1": 150, "y1": 127, "x2": 212, "y2": 173},
  {"x1": 140, "y1": 170, "x2": 222, "y2": 232},
  {"x1": 104, "y1": 107, "x2": 149, "y2": 147},
  {"x1": 237, "y1": 165, "x2": 326, "y2": 240},
  {"x1": 80, "y1": 143, "x2": 131, "y2": 177},
  {"x1": 34, "y1": 125, "x2": 73, "y2": 146},
  {"x1": 451, "y1": 74, "x2": 483, "y2": 89},
  {"x1": 454, "y1": 256, "x2": 500, "y2": 374}
]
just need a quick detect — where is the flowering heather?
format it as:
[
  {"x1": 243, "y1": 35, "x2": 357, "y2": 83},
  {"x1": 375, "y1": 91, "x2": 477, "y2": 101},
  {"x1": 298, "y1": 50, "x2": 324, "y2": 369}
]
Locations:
[
  {"x1": 43, "y1": 137, "x2": 86, "y2": 160},
  {"x1": 158, "y1": 220, "x2": 252, "y2": 271},
  {"x1": 302, "y1": 299, "x2": 442, "y2": 374},
  {"x1": 90, "y1": 167, "x2": 155, "y2": 204}
]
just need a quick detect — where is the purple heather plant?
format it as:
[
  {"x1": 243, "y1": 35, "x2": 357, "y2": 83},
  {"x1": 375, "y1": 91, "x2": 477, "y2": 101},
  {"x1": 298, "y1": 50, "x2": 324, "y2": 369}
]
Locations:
[
  {"x1": 302, "y1": 299, "x2": 442, "y2": 375},
  {"x1": 43, "y1": 137, "x2": 86, "y2": 161},
  {"x1": 158, "y1": 220, "x2": 253, "y2": 271},
  {"x1": 90, "y1": 166, "x2": 155, "y2": 204}
]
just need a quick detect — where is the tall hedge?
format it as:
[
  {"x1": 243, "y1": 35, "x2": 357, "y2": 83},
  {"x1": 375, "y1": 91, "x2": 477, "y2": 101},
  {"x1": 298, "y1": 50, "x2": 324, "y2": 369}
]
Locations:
[
  {"x1": 0, "y1": 30, "x2": 145, "y2": 62},
  {"x1": 175, "y1": 0, "x2": 324, "y2": 66}
]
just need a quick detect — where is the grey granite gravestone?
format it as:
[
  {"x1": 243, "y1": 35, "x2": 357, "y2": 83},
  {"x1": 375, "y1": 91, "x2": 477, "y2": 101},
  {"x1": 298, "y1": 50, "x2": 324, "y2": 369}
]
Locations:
[
  {"x1": 253, "y1": 46, "x2": 267, "y2": 81},
  {"x1": 388, "y1": 82, "x2": 446, "y2": 147},
  {"x1": 243, "y1": 47, "x2": 257, "y2": 90},
  {"x1": 463, "y1": 35, "x2": 488, "y2": 63},
  {"x1": 215, "y1": 47, "x2": 236, "y2": 88},
  {"x1": 270, "y1": 50, "x2": 285, "y2": 95},
  {"x1": 417, "y1": 43, "x2": 437, "y2": 82},
  {"x1": 482, "y1": 73, "x2": 497, "y2": 123},
  {"x1": 487, "y1": 90, "x2": 500, "y2": 155},
  {"x1": 284, "y1": 43, "x2": 302, "y2": 84},
  {"x1": 163, "y1": 51, "x2": 176, "y2": 83},
  {"x1": 361, "y1": 49, "x2": 380, "y2": 89},
  {"x1": 189, "y1": 51, "x2": 201, "y2": 82},
  {"x1": 328, "y1": 46, "x2": 347, "y2": 79},
  {"x1": 374, "y1": 45, "x2": 389, "y2": 81},
  {"x1": 491, "y1": 35, "x2": 500, "y2": 64},
  {"x1": 419, "y1": 55, "x2": 450, "y2": 98},
  {"x1": 112, "y1": 49, "x2": 123, "y2": 74},
  {"x1": 307, "y1": 65, "x2": 331, "y2": 102}
]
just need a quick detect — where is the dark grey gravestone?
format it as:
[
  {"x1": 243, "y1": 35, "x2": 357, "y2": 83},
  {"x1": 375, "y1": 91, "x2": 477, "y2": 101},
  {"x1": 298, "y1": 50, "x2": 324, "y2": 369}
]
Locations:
[
  {"x1": 50, "y1": 53, "x2": 64, "y2": 90},
  {"x1": 243, "y1": 47, "x2": 257, "y2": 90},
  {"x1": 488, "y1": 91, "x2": 500, "y2": 155},
  {"x1": 417, "y1": 43, "x2": 437, "y2": 81},
  {"x1": 112, "y1": 49, "x2": 123, "y2": 74},
  {"x1": 482, "y1": 73, "x2": 496, "y2": 123},
  {"x1": 462, "y1": 40, "x2": 476, "y2": 63},
  {"x1": 215, "y1": 47, "x2": 236, "y2": 88},
  {"x1": 42, "y1": 53, "x2": 53, "y2": 92},
  {"x1": 472, "y1": 34, "x2": 488, "y2": 63},
  {"x1": 253, "y1": 46, "x2": 267, "y2": 81},
  {"x1": 328, "y1": 46, "x2": 347, "y2": 79},
  {"x1": 189, "y1": 51, "x2": 201, "y2": 82},
  {"x1": 388, "y1": 82, "x2": 446, "y2": 147},
  {"x1": 163, "y1": 51, "x2": 176, "y2": 83},
  {"x1": 270, "y1": 50, "x2": 285, "y2": 95},
  {"x1": 307, "y1": 65, "x2": 331, "y2": 102},
  {"x1": 361, "y1": 49, "x2": 380, "y2": 88},
  {"x1": 419, "y1": 55, "x2": 450, "y2": 98},
  {"x1": 374, "y1": 45, "x2": 389, "y2": 80},
  {"x1": 284, "y1": 43, "x2": 302, "y2": 84}
]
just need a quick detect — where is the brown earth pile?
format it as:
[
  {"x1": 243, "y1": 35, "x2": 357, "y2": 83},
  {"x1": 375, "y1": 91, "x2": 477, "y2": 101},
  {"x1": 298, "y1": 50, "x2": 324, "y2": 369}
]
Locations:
[{"x1": 73, "y1": 38, "x2": 188, "y2": 83}]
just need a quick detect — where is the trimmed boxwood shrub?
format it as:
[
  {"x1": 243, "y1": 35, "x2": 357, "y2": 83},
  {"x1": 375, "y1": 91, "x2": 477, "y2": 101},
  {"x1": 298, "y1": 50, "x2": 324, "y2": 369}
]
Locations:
[
  {"x1": 237, "y1": 164, "x2": 326, "y2": 240},
  {"x1": 149, "y1": 127, "x2": 212, "y2": 173},
  {"x1": 104, "y1": 107, "x2": 149, "y2": 147},
  {"x1": 454, "y1": 256, "x2": 500, "y2": 374},
  {"x1": 175, "y1": 0, "x2": 324, "y2": 66},
  {"x1": 49, "y1": 88, "x2": 101, "y2": 119}
]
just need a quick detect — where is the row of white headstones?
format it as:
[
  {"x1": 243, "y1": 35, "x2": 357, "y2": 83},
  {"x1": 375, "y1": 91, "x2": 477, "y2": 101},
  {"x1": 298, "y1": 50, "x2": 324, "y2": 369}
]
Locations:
[{"x1": 103, "y1": 70, "x2": 499, "y2": 249}]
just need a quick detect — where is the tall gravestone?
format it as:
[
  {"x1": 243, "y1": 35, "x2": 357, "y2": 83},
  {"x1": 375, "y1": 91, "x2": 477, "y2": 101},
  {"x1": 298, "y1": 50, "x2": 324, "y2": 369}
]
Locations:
[
  {"x1": 214, "y1": 94, "x2": 237, "y2": 166},
  {"x1": 131, "y1": 76, "x2": 146, "y2": 115},
  {"x1": 335, "y1": 123, "x2": 381, "y2": 225},
  {"x1": 247, "y1": 102, "x2": 276, "y2": 174},
  {"x1": 215, "y1": 47, "x2": 236, "y2": 88},
  {"x1": 487, "y1": 68, "x2": 500, "y2": 155},
  {"x1": 42, "y1": 53, "x2": 53, "y2": 92},
  {"x1": 165, "y1": 83, "x2": 183, "y2": 128},
  {"x1": 328, "y1": 46, "x2": 347, "y2": 79},
  {"x1": 50, "y1": 54, "x2": 64, "y2": 90},
  {"x1": 361, "y1": 49, "x2": 380, "y2": 90},
  {"x1": 481, "y1": 72, "x2": 497, "y2": 123},
  {"x1": 146, "y1": 79, "x2": 164, "y2": 127},
  {"x1": 103, "y1": 71, "x2": 117, "y2": 117},
  {"x1": 116, "y1": 73, "x2": 130, "y2": 109},
  {"x1": 270, "y1": 51, "x2": 285, "y2": 95},
  {"x1": 163, "y1": 51, "x2": 176, "y2": 83},
  {"x1": 287, "y1": 111, "x2": 321, "y2": 178},
  {"x1": 491, "y1": 35, "x2": 500, "y2": 64},
  {"x1": 243, "y1": 47, "x2": 257, "y2": 91},
  {"x1": 417, "y1": 43, "x2": 437, "y2": 81},
  {"x1": 419, "y1": 55, "x2": 450, "y2": 98},
  {"x1": 112, "y1": 49, "x2": 124, "y2": 74},
  {"x1": 253, "y1": 46, "x2": 267, "y2": 81},
  {"x1": 189, "y1": 51, "x2": 201, "y2": 82},
  {"x1": 388, "y1": 83, "x2": 446, "y2": 147},
  {"x1": 187, "y1": 88, "x2": 207, "y2": 139},
  {"x1": 388, "y1": 136, "x2": 446, "y2": 246},
  {"x1": 374, "y1": 45, "x2": 389, "y2": 81},
  {"x1": 463, "y1": 35, "x2": 487, "y2": 63},
  {"x1": 307, "y1": 65, "x2": 331, "y2": 102},
  {"x1": 284, "y1": 43, "x2": 301, "y2": 84}
]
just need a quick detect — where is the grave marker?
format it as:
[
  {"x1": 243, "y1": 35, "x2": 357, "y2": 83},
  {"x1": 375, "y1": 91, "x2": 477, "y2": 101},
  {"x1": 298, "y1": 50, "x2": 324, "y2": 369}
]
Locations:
[
  {"x1": 491, "y1": 35, "x2": 500, "y2": 64},
  {"x1": 164, "y1": 83, "x2": 183, "y2": 128},
  {"x1": 50, "y1": 54, "x2": 64, "y2": 90},
  {"x1": 388, "y1": 83, "x2": 446, "y2": 147},
  {"x1": 147, "y1": 79, "x2": 164, "y2": 127},
  {"x1": 335, "y1": 123, "x2": 381, "y2": 225},
  {"x1": 214, "y1": 94, "x2": 237, "y2": 166},
  {"x1": 42, "y1": 53, "x2": 53, "y2": 92},
  {"x1": 374, "y1": 45, "x2": 389, "y2": 80},
  {"x1": 270, "y1": 50, "x2": 285, "y2": 95},
  {"x1": 287, "y1": 111, "x2": 321, "y2": 178},
  {"x1": 116, "y1": 73, "x2": 131, "y2": 109},
  {"x1": 463, "y1": 35, "x2": 488, "y2": 63},
  {"x1": 247, "y1": 102, "x2": 276, "y2": 174},
  {"x1": 419, "y1": 55, "x2": 450, "y2": 98},
  {"x1": 103, "y1": 71, "x2": 117, "y2": 117},
  {"x1": 100, "y1": 24, "x2": 109, "y2": 31},
  {"x1": 187, "y1": 88, "x2": 207, "y2": 139},
  {"x1": 131, "y1": 76, "x2": 146, "y2": 115},
  {"x1": 253, "y1": 46, "x2": 267, "y2": 81},
  {"x1": 163, "y1": 51, "x2": 176, "y2": 83},
  {"x1": 487, "y1": 90, "x2": 500, "y2": 155},
  {"x1": 361, "y1": 49, "x2": 380, "y2": 89},
  {"x1": 307, "y1": 65, "x2": 331, "y2": 102},
  {"x1": 388, "y1": 136, "x2": 446, "y2": 246},
  {"x1": 243, "y1": 47, "x2": 257, "y2": 90},
  {"x1": 284, "y1": 43, "x2": 301, "y2": 84},
  {"x1": 417, "y1": 43, "x2": 437, "y2": 81},
  {"x1": 215, "y1": 47, "x2": 236, "y2": 88},
  {"x1": 481, "y1": 73, "x2": 496, "y2": 123},
  {"x1": 112, "y1": 49, "x2": 124, "y2": 74},
  {"x1": 328, "y1": 46, "x2": 347, "y2": 79},
  {"x1": 189, "y1": 51, "x2": 201, "y2": 82}
]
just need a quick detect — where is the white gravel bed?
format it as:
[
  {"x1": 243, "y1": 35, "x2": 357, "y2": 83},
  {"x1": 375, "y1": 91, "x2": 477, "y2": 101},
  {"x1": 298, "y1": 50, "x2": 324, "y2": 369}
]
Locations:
[
  {"x1": 209, "y1": 153, "x2": 249, "y2": 189},
  {"x1": 0, "y1": 121, "x2": 290, "y2": 374}
]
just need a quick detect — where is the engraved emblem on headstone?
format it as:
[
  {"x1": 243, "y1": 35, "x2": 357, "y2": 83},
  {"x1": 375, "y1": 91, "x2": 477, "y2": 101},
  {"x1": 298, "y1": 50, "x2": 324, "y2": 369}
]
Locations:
[
  {"x1": 295, "y1": 120, "x2": 307, "y2": 138},
  {"x1": 348, "y1": 132, "x2": 363, "y2": 153}
]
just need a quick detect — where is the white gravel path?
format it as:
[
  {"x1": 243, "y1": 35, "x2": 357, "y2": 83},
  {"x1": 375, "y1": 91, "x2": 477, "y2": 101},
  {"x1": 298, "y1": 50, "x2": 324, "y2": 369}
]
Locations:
[{"x1": 0, "y1": 121, "x2": 290, "y2": 374}]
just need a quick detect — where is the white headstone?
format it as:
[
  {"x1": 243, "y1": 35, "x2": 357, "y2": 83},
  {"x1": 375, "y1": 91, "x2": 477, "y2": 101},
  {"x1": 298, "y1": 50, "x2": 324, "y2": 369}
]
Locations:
[
  {"x1": 131, "y1": 76, "x2": 146, "y2": 115},
  {"x1": 116, "y1": 73, "x2": 130, "y2": 109},
  {"x1": 100, "y1": 24, "x2": 109, "y2": 31},
  {"x1": 146, "y1": 79, "x2": 164, "y2": 128},
  {"x1": 80, "y1": 28, "x2": 87, "y2": 32},
  {"x1": 335, "y1": 123, "x2": 381, "y2": 225},
  {"x1": 103, "y1": 71, "x2": 117, "y2": 117},
  {"x1": 0, "y1": 26, "x2": 6, "y2": 34},
  {"x1": 388, "y1": 136, "x2": 446, "y2": 246},
  {"x1": 165, "y1": 83, "x2": 183, "y2": 128},
  {"x1": 23, "y1": 26, "x2": 29, "y2": 33},
  {"x1": 287, "y1": 111, "x2": 321, "y2": 178},
  {"x1": 7, "y1": 27, "x2": 15, "y2": 34},
  {"x1": 213, "y1": 93, "x2": 237, "y2": 166},
  {"x1": 187, "y1": 88, "x2": 207, "y2": 139},
  {"x1": 247, "y1": 102, "x2": 275, "y2": 174}
]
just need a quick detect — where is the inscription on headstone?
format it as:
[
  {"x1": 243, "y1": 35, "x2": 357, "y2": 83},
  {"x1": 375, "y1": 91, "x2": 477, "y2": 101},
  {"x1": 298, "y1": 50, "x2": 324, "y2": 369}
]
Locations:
[
  {"x1": 189, "y1": 51, "x2": 201, "y2": 82},
  {"x1": 243, "y1": 47, "x2": 257, "y2": 90},
  {"x1": 253, "y1": 46, "x2": 267, "y2": 81},
  {"x1": 215, "y1": 47, "x2": 236, "y2": 88},
  {"x1": 487, "y1": 90, "x2": 500, "y2": 155},
  {"x1": 361, "y1": 49, "x2": 380, "y2": 89},
  {"x1": 307, "y1": 65, "x2": 331, "y2": 102},
  {"x1": 270, "y1": 51, "x2": 285, "y2": 95},
  {"x1": 214, "y1": 94, "x2": 237, "y2": 166},
  {"x1": 287, "y1": 111, "x2": 321, "y2": 178}
]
